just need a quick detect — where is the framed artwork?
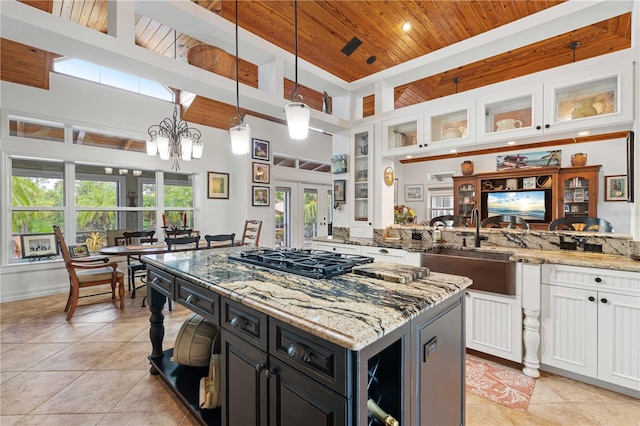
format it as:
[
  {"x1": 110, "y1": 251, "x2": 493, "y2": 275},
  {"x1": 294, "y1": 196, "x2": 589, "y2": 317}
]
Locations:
[
  {"x1": 252, "y1": 138, "x2": 270, "y2": 161},
  {"x1": 496, "y1": 150, "x2": 561, "y2": 171},
  {"x1": 522, "y1": 177, "x2": 536, "y2": 189},
  {"x1": 564, "y1": 204, "x2": 570, "y2": 213},
  {"x1": 207, "y1": 172, "x2": 229, "y2": 199},
  {"x1": 627, "y1": 131, "x2": 634, "y2": 202},
  {"x1": 21, "y1": 233, "x2": 58, "y2": 258},
  {"x1": 604, "y1": 175, "x2": 627, "y2": 201},
  {"x1": 334, "y1": 180, "x2": 346, "y2": 202},
  {"x1": 252, "y1": 162, "x2": 270, "y2": 184},
  {"x1": 252, "y1": 185, "x2": 270, "y2": 206},
  {"x1": 404, "y1": 184, "x2": 424, "y2": 202},
  {"x1": 331, "y1": 154, "x2": 348, "y2": 174},
  {"x1": 69, "y1": 244, "x2": 90, "y2": 258},
  {"x1": 564, "y1": 190, "x2": 573, "y2": 202}
]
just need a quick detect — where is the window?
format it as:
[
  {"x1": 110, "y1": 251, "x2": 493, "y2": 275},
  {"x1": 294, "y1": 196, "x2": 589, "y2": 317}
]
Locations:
[
  {"x1": 9, "y1": 116, "x2": 65, "y2": 142},
  {"x1": 164, "y1": 173, "x2": 194, "y2": 229},
  {"x1": 72, "y1": 128, "x2": 147, "y2": 153},
  {"x1": 428, "y1": 188, "x2": 454, "y2": 220},
  {"x1": 11, "y1": 159, "x2": 65, "y2": 261}
]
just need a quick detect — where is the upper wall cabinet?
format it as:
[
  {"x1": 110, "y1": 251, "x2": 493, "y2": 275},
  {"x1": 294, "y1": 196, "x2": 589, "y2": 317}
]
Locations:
[
  {"x1": 382, "y1": 114, "x2": 423, "y2": 157},
  {"x1": 477, "y1": 61, "x2": 633, "y2": 143},
  {"x1": 350, "y1": 125, "x2": 374, "y2": 235},
  {"x1": 425, "y1": 96, "x2": 475, "y2": 152}
]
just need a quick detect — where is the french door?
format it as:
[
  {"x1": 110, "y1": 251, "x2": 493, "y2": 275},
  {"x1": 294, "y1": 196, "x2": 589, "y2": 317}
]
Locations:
[{"x1": 274, "y1": 182, "x2": 332, "y2": 248}]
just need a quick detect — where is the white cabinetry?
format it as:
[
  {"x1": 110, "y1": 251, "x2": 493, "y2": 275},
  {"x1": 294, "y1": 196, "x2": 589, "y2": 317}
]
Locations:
[
  {"x1": 425, "y1": 96, "x2": 474, "y2": 153},
  {"x1": 350, "y1": 126, "x2": 373, "y2": 236},
  {"x1": 477, "y1": 60, "x2": 633, "y2": 144},
  {"x1": 381, "y1": 114, "x2": 422, "y2": 158},
  {"x1": 541, "y1": 264, "x2": 640, "y2": 394},
  {"x1": 312, "y1": 241, "x2": 361, "y2": 255}
]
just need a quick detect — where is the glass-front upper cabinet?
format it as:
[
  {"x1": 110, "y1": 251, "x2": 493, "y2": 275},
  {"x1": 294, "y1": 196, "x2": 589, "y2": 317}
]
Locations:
[
  {"x1": 382, "y1": 114, "x2": 423, "y2": 157},
  {"x1": 351, "y1": 125, "x2": 373, "y2": 232},
  {"x1": 424, "y1": 95, "x2": 474, "y2": 153},
  {"x1": 477, "y1": 84, "x2": 542, "y2": 142}
]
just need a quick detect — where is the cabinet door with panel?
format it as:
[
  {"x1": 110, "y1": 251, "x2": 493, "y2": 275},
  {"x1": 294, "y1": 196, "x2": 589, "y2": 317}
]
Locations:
[
  {"x1": 558, "y1": 166, "x2": 600, "y2": 219},
  {"x1": 381, "y1": 114, "x2": 423, "y2": 158},
  {"x1": 452, "y1": 176, "x2": 477, "y2": 224},
  {"x1": 360, "y1": 246, "x2": 407, "y2": 264},
  {"x1": 312, "y1": 241, "x2": 361, "y2": 255},
  {"x1": 351, "y1": 125, "x2": 374, "y2": 232}
]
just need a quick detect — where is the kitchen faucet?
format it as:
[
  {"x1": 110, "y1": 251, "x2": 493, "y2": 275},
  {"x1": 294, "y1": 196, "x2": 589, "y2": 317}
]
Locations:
[{"x1": 471, "y1": 207, "x2": 487, "y2": 248}]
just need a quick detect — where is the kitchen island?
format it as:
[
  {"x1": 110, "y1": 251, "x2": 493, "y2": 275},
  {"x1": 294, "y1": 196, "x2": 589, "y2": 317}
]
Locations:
[{"x1": 143, "y1": 247, "x2": 472, "y2": 426}]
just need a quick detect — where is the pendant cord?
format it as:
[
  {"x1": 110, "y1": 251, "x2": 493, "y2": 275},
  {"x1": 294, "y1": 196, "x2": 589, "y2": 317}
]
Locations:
[
  {"x1": 290, "y1": 0, "x2": 299, "y2": 101},
  {"x1": 235, "y1": 0, "x2": 242, "y2": 121}
]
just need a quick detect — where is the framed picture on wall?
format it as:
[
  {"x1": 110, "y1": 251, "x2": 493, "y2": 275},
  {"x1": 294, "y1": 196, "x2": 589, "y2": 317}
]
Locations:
[
  {"x1": 252, "y1": 162, "x2": 270, "y2": 184},
  {"x1": 252, "y1": 138, "x2": 270, "y2": 161},
  {"x1": 252, "y1": 186, "x2": 270, "y2": 206},
  {"x1": 207, "y1": 172, "x2": 229, "y2": 199},
  {"x1": 404, "y1": 184, "x2": 424, "y2": 202},
  {"x1": 604, "y1": 175, "x2": 627, "y2": 201},
  {"x1": 334, "y1": 180, "x2": 346, "y2": 202},
  {"x1": 20, "y1": 233, "x2": 58, "y2": 259}
]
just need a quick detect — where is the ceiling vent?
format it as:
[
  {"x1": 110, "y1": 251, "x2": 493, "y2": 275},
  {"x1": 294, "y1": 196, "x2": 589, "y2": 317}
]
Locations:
[{"x1": 341, "y1": 37, "x2": 362, "y2": 56}]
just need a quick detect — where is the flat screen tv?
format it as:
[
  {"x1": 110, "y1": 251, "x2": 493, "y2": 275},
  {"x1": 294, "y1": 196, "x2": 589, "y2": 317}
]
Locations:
[{"x1": 484, "y1": 190, "x2": 552, "y2": 222}]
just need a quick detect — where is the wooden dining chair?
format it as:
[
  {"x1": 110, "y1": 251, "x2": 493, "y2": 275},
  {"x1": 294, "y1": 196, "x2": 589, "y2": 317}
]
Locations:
[
  {"x1": 53, "y1": 225, "x2": 125, "y2": 320},
  {"x1": 429, "y1": 215, "x2": 468, "y2": 228},
  {"x1": 122, "y1": 230, "x2": 156, "y2": 299},
  {"x1": 241, "y1": 220, "x2": 262, "y2": 246},
  {"x1": 481, "y1": 215, "x2": 530, "y2": 230},
  {"x1": 165, "y1": 236, "x2": 200, "y2": 250},
  {"x1": 204, "y1": 233, "x2": 235, "y2": 249}
]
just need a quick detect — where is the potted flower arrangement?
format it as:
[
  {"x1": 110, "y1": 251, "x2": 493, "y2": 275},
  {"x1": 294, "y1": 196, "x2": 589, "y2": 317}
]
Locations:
[{"x1": 394, "y1": 205, "x2": 416, "y2": 225}]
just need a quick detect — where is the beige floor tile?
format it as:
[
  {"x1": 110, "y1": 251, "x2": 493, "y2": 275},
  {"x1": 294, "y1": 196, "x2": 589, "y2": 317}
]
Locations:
[
  {"x1": 97, "y1": 411, "x2": 183, "y2": 425},
  {"x1": 26, "y1": 322, "x2": 107, "y2": 344},
  {"x1": 574, "y1": 401, "x2": 640, "y2": 426},
  {"x1": 79, "y1": 322, "x2": 148, "y2": 343},
  {"x1": 497, "y1": 402, "x2": 598, "y2": 425},
  {"x1": 178, "y1": 411, "x2": 202, "y2": 426},
  {"x1": 32, "y1": 370, "x2": 146, "y2": 415},
  {"x1": 1, "y1": 343, "x2": 70, "y2": 371},
  {"x1": 0, "y1": 415, "x2": 26, "y2": 425},
  {"x1": 529, "y1": 380, "x2": 564, "y2": 404},
  {"x1": 13, "y1": 413, "x2": 105, "y2": 425},
  {"x1": 1, "y1": 371, "x2": 83, "y2": 415},
  {"x1": 1, "y1": 343, "x2": 19, "y2": 353},
  {"x1": 1, "y1": 323, "x2": 62, "y2": 344},
  {"x1": 466, "y1": 391, "x2": 495, "y2": 405},
  {"x1": 543, "y1": 374, "x2": 634, "y2": 403},
  {"x1": 95, "y1": 342, "x2": 154, "y2": 370},
  {"x1": 30, "y1": 342, "x2": 124, "y2": 371},
  {"x1": 111, "y1": 374, "x2": 186, "y2": 423},
  {"x1": 1, "y1": 371, "x2": 20, "y2": 383},
  {"x1": 466, "y1": 403, "x2": 514, "y2": 425}
]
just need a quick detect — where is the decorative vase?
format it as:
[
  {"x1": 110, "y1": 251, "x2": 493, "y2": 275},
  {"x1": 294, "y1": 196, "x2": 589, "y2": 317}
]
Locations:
[
  {"x1": 461, "y1": 161, "x2": 474, "y2": 176},
  {"x1": 571, "y1": 153, "x2": 588, "y2": 167},
  {"x1": 571, "y1": 98, "x2": 598, "y2": 119}
]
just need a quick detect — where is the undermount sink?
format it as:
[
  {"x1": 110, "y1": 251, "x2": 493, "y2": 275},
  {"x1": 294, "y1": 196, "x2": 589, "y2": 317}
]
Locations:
[{"x1": 421, "y1": 248, "x2": 516, "y2": 295}]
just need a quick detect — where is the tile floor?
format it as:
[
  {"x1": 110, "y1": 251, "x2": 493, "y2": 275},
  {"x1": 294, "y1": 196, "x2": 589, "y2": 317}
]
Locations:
[{"x1": 1, "y1": 287, "x2": 639, "y2": 425}]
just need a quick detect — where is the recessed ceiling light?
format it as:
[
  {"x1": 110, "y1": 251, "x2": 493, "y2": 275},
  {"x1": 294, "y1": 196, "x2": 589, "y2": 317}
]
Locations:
[
  {"x1": 449, "y1": 149, "x2": 457, "y2": 153},
  {"x1": 578, "y1": 130, "x2": 590, "y2": 136},
  {"x1": 402, "y1": 22, "x2": 411, "y2": 32},
  {"x1": 507, "y1": 141, "x2": 517, "y2": 145},
  {"x1": 405, "y1": 155, "x2": 412, "y2": 159}
]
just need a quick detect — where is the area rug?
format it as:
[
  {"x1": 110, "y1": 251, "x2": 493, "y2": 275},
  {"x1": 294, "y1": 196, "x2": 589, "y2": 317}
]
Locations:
[{"x1": 465, "y1": 355, "x2": 535, "y2": 412}]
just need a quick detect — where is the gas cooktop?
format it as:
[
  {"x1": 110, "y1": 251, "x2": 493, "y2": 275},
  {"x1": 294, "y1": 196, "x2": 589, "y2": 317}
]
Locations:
[{"x1": 228, "y1": 248, "x2": 374, "y2": 279}]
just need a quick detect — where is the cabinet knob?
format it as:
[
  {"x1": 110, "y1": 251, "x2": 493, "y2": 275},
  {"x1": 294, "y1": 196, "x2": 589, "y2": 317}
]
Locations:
[
  {"x1": 255, "y1": 363, "x2": 265, "y2": 373},
  {"x1": 600, "y1": 298, "x2": 608, "y2": 304},
  {"x1": 287, "y1": 343, "x2": 313, "y2": 363},
  {"x1": 594, "y1": 277, "x2": 602, "y2": 283},
  {"x1": 536, "y1": 125, "x2": 542, "y2": 130},
  {"x1": 588, "y1": 296, "x2": 595, "y2": 302},
  {"x1": 545, "y1": 124, "x2": 550, "y2": 129},
  {"x1": 264, "y1": 369, "x2": 276, "y2": 378}
]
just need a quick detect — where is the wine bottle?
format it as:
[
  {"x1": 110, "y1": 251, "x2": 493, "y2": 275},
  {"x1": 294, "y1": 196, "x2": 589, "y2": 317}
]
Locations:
[{"x1": 367, "y1": 398, "x2": 399, "y2": 426}]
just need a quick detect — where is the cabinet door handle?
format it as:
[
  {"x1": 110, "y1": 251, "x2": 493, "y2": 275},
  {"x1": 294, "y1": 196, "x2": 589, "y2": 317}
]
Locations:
[
  {"x1": 378, "y1": 249, "x2": 389, "y2": 254},
  {"x1": 230, "y1": 315, "x2": 249, "y2": 330},
  {"x1": 588, "y1": 296, "x2": 595, "y2": 302},
  {"x1": 185, "y1": 294, "x2": 193, "y2": 304},
  {"x1": 594, "y1": 277, "x2": 602, "y2": 283},
  {"x1": 600, "y1": 298, "x2": 608, "y2": 304},
  {"x1": 287, "y1": 343, "x2": 313, "y2": 363}
]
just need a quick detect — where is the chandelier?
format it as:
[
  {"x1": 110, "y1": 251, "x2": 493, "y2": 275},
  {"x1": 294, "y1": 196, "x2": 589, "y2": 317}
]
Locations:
[
  {"x1": 146, "y1": 103, "x2": 203, "y2": 170},
  {"x1": 284, "y1": 0, "x2": 310, "y2": 140}
]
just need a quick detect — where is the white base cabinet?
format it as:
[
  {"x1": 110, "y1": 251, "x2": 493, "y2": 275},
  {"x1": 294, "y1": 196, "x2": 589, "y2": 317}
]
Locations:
[
  {"x1": 465, "y1": 290, "x2": 522, "y2": 363},
  {"x1": 541, "y1": 264, "x2": 640, "y2": 393}
]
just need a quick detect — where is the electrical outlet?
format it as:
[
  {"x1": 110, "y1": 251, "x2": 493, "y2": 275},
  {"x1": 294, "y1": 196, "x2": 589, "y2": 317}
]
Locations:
[
  {"x1": 583, "y1": 243, "x2": 603, "y2": 253},
  {"x1": 559, "y1": 241, "x2": 577, "y2": 250},
  {"x1": 412, "y1": 231, "x2": 422, "y2": 241}
]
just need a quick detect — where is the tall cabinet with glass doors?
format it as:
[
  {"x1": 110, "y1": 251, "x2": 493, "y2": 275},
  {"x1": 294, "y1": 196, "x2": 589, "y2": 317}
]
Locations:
[{"x1": 350, "y1": 125, "x2": 374, "y2": 237}]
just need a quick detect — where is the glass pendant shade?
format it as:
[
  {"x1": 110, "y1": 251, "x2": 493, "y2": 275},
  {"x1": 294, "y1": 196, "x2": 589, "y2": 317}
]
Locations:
[
  {"x1": 192, "y1": 141, "x2": 204, "y2": 159},
  {"x1": 285, "y1": 102, "x2": 310, "y2": 140},
  {"x1": 146, "y1": 139, "x2": 158, "y2": 156},
  {"x1": 180, "y1": 137, "x2": 193, "y2": 161},
  {"x1": 230, "y1": 123, "x2": 251, "y2": 155}
]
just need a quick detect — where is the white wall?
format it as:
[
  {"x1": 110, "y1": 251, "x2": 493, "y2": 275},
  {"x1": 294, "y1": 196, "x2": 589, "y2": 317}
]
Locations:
[{"x1": 396, "y1": 137, "x2": 632, "y2": 234}]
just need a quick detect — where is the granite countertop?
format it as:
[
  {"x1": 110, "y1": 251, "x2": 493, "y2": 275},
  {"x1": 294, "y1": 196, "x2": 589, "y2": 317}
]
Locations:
[
  {"x1": 316, "y1": 237, "x2": 640, "y2": 273},
  {"x1": 143, "y1": 248, "x2": 472, "y2": 351}
]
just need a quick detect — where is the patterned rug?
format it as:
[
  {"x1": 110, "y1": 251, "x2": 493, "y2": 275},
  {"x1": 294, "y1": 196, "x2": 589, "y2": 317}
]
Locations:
[{"x1": 465, "y1": 355, "x2": 536, "y2": 412}]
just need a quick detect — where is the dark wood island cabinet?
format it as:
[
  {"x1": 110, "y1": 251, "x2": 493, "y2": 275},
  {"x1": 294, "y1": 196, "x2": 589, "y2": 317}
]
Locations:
[{"x1": 144, "y1": 248, "x2": 471, "y2": 426}]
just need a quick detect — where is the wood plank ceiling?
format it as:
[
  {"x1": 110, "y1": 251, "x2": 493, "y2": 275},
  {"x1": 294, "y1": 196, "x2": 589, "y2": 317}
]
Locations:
[{"x1": 2, "y1": 0, "x2": 633, "y2": 140}]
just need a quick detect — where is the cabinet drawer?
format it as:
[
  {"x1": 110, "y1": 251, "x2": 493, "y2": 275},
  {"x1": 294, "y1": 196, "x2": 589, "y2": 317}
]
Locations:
[
  {"x1": 360, "y1": 246, "x2": 406, "y2": 263},
  {"x1": 313, "y1": 242, "x2": 361, "y2": 255},
  {"x1": 270, "y1": 319, "x2": 350, "y2": 397},
  {"x1": 176, "y1": 278, "x2": 220, "y2": 324},
  {"x1": 147, "y1": 266, "x2": 174, "y2": 298},
  {"x1": 222, "y1": 299, "x2": 268, "y2": 351},
  {"x1": 542, "y1": 264, "x2": 640, "y2": 295}
]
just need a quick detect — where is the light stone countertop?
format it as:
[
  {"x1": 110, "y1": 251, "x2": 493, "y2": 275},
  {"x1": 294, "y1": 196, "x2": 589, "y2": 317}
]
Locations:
[
  {"x1": 315, "y1": 237, "x2": 640, "y2": 273},
  {"x1": 143, "y1": 247, "x2": 472, "y2": 351}
]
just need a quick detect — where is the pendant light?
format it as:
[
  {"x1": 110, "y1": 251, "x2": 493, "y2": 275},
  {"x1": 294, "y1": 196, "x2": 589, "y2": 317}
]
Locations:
[
  {"x1": 284, "y1": 0, "x2": 310, "y2": 140},
  {"x1": 229, "y1": 0, "x2": 251, "y2": 155}
]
